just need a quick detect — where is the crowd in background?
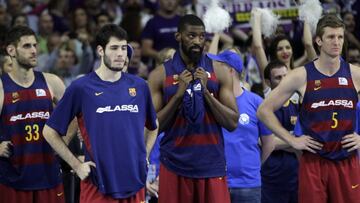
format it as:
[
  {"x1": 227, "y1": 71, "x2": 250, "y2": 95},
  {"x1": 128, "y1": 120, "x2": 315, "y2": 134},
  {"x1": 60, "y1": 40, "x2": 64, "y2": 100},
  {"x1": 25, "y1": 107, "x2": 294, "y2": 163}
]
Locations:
[{"x1": 0, "y1": 0, "x2": 359, "y2": 92}]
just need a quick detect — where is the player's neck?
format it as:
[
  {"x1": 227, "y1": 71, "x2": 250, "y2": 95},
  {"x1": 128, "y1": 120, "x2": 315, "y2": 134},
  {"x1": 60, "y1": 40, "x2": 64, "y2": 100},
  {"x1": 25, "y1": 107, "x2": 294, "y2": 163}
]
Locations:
[
  {"x1": 158, "y1": 10, "x2": 176, "y2": 19},
  {"x1": 316, "y1": 54, "x2": 341, "y2": 76},
  {"x1": 179, "y1": 50, "x2": 197, "y2": 71},
  {"x1": 96, "y1": 65, "x2": 122, "y2": 82},
  {"x1": 233, "y1": 78, "x2": 243, "y2": 97},
  {"x1": 8, "y1": 65, "x2": 35, "y2": 88}
]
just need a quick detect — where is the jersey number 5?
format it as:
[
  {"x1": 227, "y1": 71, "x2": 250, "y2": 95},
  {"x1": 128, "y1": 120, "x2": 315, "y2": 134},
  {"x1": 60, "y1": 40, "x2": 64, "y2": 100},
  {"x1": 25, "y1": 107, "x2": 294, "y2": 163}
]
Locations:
[
  {"x1": 25, "y1": 124, "x2": 40, "y2": 141},
  {"x1": 331, "y1": 112, "x2": 338, "y2": 129}
]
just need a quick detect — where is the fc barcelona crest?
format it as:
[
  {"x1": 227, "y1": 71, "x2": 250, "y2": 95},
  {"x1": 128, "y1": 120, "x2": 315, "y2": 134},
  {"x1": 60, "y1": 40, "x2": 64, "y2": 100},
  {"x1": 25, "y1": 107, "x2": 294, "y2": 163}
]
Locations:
[
  {"x1": 129, "y1": 88, "x2": 136, "y2": 97},
  {"x1": 12, "y1": 92, "x2": 19, "y2": 99}
]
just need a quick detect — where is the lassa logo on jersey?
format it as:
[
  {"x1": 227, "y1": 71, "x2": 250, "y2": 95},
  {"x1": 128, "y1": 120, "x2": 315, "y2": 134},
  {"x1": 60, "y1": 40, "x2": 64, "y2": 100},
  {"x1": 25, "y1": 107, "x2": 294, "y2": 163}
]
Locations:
[
  {"x1": 10, "y1": 111, "x2": 50, "y2": 122},
  {"x1": 311, "y1": 100, "x2": 353, "y2": 109},
  {"x1": 96, "y1": 105, "x2": 139, "y2": 113}
]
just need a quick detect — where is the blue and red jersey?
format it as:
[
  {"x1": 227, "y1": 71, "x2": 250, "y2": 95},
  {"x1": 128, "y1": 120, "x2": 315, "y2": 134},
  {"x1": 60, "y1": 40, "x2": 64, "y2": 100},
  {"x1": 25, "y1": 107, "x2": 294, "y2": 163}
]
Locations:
[
  {"x1": 46, "y1": 72, "x2": 157, "y2": 199},
  {"x1": 0, "y1": 71, "x2": 61, "y2": 190},
  {"x1": 298, "y1": 60, "x2": 358, "y2": 160},
  {"x1": 262, "y1": 99, "x2": 299, "y2": 192},
  {"x1": 160, "y1": 51, "x2": 226, "y2": 178}
]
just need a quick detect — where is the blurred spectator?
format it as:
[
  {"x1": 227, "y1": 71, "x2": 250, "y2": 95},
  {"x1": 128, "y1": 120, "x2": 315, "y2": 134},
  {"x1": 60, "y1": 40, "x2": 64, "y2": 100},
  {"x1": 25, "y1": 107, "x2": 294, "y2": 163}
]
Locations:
[
  {"x1": 0, "y1": 3, "x2": 10, "y2": 27},
  {"x1": 0, "y1": 54, "x2": 12, "y2": 74},
  {"x1": 95, "y1": 11, "x2": 111, "y2": 32},
  {"x1": 48, "y1": 0, "x2": 69, "y2": 34},
  {"x1": 346, "y1": 45, "x2": 360, "y2": 63},
  {"x1": 37, "y1": 12, "x2": 54, "y2": 54},
  {"x1": 120, "y1": 0, "x2": 144, "y2": 42},
  {"x1": 141, "y1": 0, "x2": 181, "y2": 67},
  {"x1": 11, "y1": 13, "x2": 28, "y2": 27},
  {"x1": 7, "y1": 0, "x2": 23, "y2": 16},
  {"x1": 84, "y1": 0, "x2": 102, "y2": 20},
  {"x1": 101, "y1": 0, "x2": 122, "y2": 25},
  {"x1": 342, "y1": 11, "x2": 360, "y2": 50},
  {"x1": 127, "y1": 40, "x2": 150, "y2": 79}
]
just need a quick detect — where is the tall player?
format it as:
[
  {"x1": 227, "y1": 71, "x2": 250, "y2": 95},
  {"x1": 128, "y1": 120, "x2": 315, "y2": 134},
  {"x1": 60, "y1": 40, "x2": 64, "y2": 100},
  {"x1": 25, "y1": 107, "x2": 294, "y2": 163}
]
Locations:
[
  {"x1": 257, "y1": 14, "x2": 360, "y2": 203},
  {"x1": 42, "y1": 24, "x2": 159, "y2": 203},
  {"x1": 0, "y1": 26, "x2": 68, "y2": 203},
  {"x1": 148, "y1": 14, "x2": 239, "y2": 203}
]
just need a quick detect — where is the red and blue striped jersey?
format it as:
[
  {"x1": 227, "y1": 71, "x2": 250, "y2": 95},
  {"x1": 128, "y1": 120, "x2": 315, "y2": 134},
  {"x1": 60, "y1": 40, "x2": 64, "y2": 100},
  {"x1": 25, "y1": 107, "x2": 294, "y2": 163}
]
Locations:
[
  {"x1": 0, "y1": 71, "x2": 61, "y2": 190},
  {"x1": 161, "y1": 51, "x2": 226, "y2": 178},
  {"x1": 299, "y1": 60, "x2": 358, "y2": 160}
]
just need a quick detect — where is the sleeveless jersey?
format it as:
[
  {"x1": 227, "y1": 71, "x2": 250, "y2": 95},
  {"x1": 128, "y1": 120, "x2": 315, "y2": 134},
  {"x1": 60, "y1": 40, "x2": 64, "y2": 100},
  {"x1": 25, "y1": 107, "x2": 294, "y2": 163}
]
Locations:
[
  {"x1": 299, "y1": 60, "x2": 358, "y2": 160},
  {"x1": 0, "y1": 71, "x2": 61, "y2": 190},
  {"x1": 161, "y1": 51, "x2": 226, "y2": 178},
  {"x1": 262, "y1": 100, "x2": 299, "y2": 191}
]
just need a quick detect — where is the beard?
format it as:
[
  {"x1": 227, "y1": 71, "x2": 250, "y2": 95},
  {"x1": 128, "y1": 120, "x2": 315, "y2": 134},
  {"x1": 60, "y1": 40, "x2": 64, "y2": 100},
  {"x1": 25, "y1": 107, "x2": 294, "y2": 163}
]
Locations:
[
  {"x1": 181, "y1": 43, "x2": 203, "y2": 64},
  {"x1": 16, "y1": 54, "x2": 36, "y2": 70},
  {"x1": 103, "y1": 53, "x2": 124, "y2": 72}
]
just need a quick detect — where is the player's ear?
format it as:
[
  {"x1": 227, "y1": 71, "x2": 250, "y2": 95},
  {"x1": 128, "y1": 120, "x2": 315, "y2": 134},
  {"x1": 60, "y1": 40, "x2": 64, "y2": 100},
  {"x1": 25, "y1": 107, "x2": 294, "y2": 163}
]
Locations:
[
  {"x1": 6, "y1": 45, "x2": 16, "y2": 57},
  {"x1": 315, "y1": 36, "x2": 322, "y2": 48},
  {"x1": 175, "y1": 32, "x2": 181, "y2": 42},
  {"x1": 97, "y1": 45, "x2": 104, "y2": 57}
]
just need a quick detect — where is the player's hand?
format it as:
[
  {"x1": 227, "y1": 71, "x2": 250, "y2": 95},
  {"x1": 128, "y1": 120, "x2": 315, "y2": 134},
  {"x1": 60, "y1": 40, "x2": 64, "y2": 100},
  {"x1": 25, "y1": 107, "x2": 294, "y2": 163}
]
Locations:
[
  {"x1": 290, "y1": 135, "x2": 323, "y2": 153},
  {"x1": 0, "y1": 141, "x2": 13, "y2": 158},
  {"x1": 341, "y1": 132, "x2": 360, "y2": 152},
  {"x1": 146, "y1": 176, "x2": 159, "y2": 198},
  {"x1": 73, "y1": 161, "x2": 96, "y2": 180},
  {"x1": 176, "y1": 70, "x2": 193, "y2": 97},
  {"x1": 194, "y1": 67, "x2": 208, "y2": 90}
]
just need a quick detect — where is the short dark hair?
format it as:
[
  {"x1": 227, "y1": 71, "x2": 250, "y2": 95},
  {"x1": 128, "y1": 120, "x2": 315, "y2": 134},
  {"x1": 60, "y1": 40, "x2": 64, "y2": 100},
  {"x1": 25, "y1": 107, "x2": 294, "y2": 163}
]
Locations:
[
  {"x1": 4, "y1": 26, "x2": 36, "y2": 47},
  {"x1": 316, "y1": 14, "x2": 345, "y2": 38},
  {"x1": 95, "y1": 24, "x2": 128, "y2": 49},
  {"x1": 264, "y1": 60, "x2": 287, "y2": 80},
  {"x1": 177, "y1": 14, "x2": 205, "y2": 32}
]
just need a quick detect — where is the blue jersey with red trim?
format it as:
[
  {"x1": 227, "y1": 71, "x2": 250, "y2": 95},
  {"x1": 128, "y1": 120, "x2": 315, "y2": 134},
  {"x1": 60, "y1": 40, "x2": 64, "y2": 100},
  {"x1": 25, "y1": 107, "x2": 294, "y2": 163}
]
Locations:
[
  {"x1": 0, "y1": 71, "x2": 61, "y2": 190},
  {"x1": 160, "y1": 51, "x2": 226, "y2": 178},
  {"x1": 46, "y1": 72, "x2": 157, "y2": 199},
  {"x1": 262, "y1": 100, "x2": 299, "y2": 191},
  {"x1": 299, "y1": 60, "x2": 358, "y2": 160}
]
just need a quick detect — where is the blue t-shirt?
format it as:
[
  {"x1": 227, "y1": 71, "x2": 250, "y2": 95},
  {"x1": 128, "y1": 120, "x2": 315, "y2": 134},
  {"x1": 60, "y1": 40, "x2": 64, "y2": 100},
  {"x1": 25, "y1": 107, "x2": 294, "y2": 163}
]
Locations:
[
  {"x1": 141, "y1": 14, "x2": 180, "y2": 51},
  {"x1": 46, "y1": 72, "x2": 157, "y2": 199},
  {"x1": 222, "y1": 89, "x2": 272, "y2": 188}
]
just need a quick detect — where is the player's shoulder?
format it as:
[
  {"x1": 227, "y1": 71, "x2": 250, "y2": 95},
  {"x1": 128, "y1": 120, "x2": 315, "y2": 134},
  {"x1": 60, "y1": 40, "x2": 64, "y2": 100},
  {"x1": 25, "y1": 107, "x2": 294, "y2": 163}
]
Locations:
[
  {"x1": 42, "y1": 72, "x2": 64, "y2": 87},
  {"x1": 242, "y1": 89, "x2": 263, "y2": 104},
  {"x1": 148, "y1": 64, "x2": 165, "y2": 82}
]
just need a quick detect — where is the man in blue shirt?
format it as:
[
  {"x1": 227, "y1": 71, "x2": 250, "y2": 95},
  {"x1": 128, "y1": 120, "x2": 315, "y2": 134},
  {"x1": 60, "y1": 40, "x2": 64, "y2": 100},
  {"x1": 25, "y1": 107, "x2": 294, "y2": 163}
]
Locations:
[
  {"x1": 42, "y1": 24, "x2": 159, "y2": 203},
  {"x1": 208, "y1": 50, "x2": 274, "y2": 203}
]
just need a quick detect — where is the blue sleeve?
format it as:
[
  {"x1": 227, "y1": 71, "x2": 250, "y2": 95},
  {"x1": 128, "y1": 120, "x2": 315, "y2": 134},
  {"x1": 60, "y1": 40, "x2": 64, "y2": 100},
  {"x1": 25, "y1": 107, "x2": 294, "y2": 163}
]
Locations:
[
  {"x1": 259, "y1": 121, "x2": 272, "y2": 136},
  {"x1": 293, "y1": 119, "x2": 303, "y2": 137},
  {"x1": 141, "y1": 18, "x2": 156, "y2": 40},
  {"x1": 356, "y1": 102, "x2": 360, "y2": 134},
  {"x1": 144, "y1": 83, "x2": 157, "y2": 130},
  {"x1": 46, "y1": 82, "x2": 82, "y2": 136}
]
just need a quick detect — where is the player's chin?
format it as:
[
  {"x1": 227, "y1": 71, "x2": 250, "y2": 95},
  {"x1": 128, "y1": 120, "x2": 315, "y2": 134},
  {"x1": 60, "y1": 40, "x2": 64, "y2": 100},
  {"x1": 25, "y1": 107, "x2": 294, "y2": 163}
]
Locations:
[{"x1": 108, "y1": 66, "x2": 124, "y2": 72}]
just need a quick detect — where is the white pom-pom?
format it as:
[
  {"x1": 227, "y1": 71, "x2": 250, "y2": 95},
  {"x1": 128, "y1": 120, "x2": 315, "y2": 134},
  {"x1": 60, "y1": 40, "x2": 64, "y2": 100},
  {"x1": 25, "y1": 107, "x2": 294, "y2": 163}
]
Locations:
[
  {"x1": 203, "y1": 0, "x2": 232, "y2": 33},
  {"x1": 257, "y1": 8, "x2": 280, "y2": 38},
  {"x1": 298, "y1": 0, "x2": 323, "y2": 34}
]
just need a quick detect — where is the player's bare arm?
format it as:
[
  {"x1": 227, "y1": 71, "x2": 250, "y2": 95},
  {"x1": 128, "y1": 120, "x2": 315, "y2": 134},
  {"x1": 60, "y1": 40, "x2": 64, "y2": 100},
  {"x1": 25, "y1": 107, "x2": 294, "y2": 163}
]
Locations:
[
  {"x1": 148, "y1": 65, "x2": 192, "y2": 132},
  {"x1": 342, "y1": 64, "x2": 360, "y2": 152},
  {"x1": 257, "y1": 67, "x2": 323, "y2": 153},
  {"x1": 260, "y1": 135, "x2": 275, "y2": 163},
  {"x1": 0, "y1": 79, "x2": 12, "y2": 158},
  {"x1": 43, "y1": 125, "x2": 95, "y2": 180},
  {"x1": 144, "y1": 119, "x2": 159, "y2": 160},
  {"x1": 44, "y1": 73, "x2": 78, "y2": 144},
  {"x1": 196, "y1": 62, "x2": 239, "y2": 131}
]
